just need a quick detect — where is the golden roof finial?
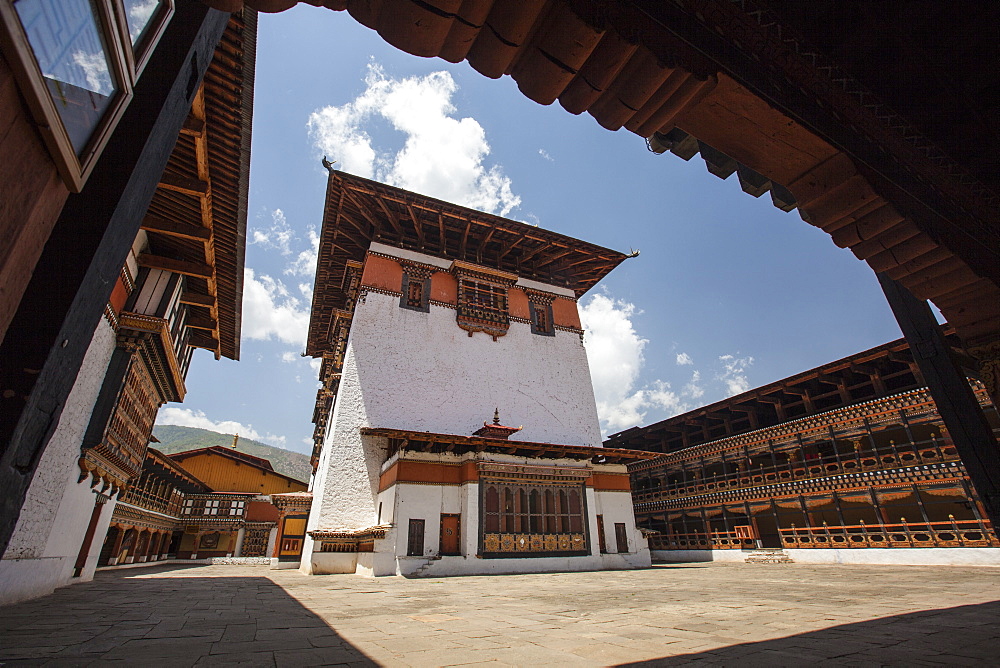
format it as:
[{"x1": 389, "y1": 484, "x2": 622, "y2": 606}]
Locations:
[
  {"x1": 493, "y1": 408, "x2": 500, "y2": 424},
  {"x1": 232, "y1": 433, "x2": 239, "y2": 449}
]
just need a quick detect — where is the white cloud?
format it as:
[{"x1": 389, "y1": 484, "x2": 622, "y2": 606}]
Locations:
[
  {"x1": 308, "y1": 63, "x2": 520, "y2": 216},
  {"x1": 127, "y1": 0, "x2": 158, "y2": 40},
  {"x1": 676, "y1": 352, "x2": 693, "y2": 366},
  {"x1": 241, "y1": 268, "x2": 309, "y2": 348},
  {"x1": 156, "y1": 407, "x2": 288, "y2": 449},
  {"x1": 718, "y1": 354, "x2": 754, "y2": 396},
  {"x1": 580, "y1": 292, "x2": 690, "y2": 433},
  {"x1": 72, "y1": 50, "x2": 112, "y2": 95},
  {"x1": 252, "y1": 208, "x2": 295, "y2": 256},
  {"x1": 285, "y1": 227, "x2": 319, "y2": 278},
  {"x1": 684, "y1": 370, "x2": 705, "y2": 399},
  {"x1": 538, "y1": 148, "x2": 554, "y2": 162}
]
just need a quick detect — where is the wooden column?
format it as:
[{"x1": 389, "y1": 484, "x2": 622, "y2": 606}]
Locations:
[
  {"x1": 0, "y1": 4, "x2": 231, "y2": 557},
  {"x1": 878, "y1": 273, "x2": 1000, "y2": 535},
  {"x1": 72, "y1": 494, "x2": 109, "y2": 577}
]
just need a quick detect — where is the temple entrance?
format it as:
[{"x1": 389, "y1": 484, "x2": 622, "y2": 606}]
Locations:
[
  {"x1": 440, "y1": 514, "x2": 460, "y2": 555},
  {"x1": 753, "y1": 514, "x2": 782, "y2": 549}
]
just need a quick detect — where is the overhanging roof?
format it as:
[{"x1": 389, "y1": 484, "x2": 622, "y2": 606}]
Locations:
[
  {"x1": 362, "y1": 427, "x2": 658, "y2": 465},
  {"x1": 306, "y1": 171, "x2": 629, "y2": 357},
  {"x1": 139, "y1": 11, "x2": 256, "y2": 360},
  {"x1": 217, "y1": 0, "x2": 1000, "y2": 351}
]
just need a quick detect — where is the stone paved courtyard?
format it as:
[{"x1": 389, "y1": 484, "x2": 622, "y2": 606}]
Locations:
[{"x1": 1, "y1": 562, "x2": 998, "y2": 666}]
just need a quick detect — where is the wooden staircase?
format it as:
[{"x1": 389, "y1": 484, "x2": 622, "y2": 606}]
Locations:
[{"x1": 744, "y1": 548, "x2": 794, "y2": 564}]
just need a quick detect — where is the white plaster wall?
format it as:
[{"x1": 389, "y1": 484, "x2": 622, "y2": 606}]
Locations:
[
  {"x1": 651, "y1": 548, "x2": 1000, "y2": 566},
  {"x1": 309, "y1": 285, "x2": 603, "y2": 535},
  {"x1": 351, "y1": 289, "x2": 601, "y2": 446},
  {"x1": 390, "y1": 483, "x2": 466, "y2": 558},
  {"x1": 0, "y1": 320, "x2": 117, "y2": 605},
  {"x1": 590, "y1": 490, "x2": 650, "y2": 562}
]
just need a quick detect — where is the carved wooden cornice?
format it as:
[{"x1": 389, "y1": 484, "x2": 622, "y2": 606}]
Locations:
[
  {"x1": 629, "y1": 386, "x2": 991, "y2": 472},
  {"x1": 635, "y1": 461, "x2": 967, "y2": 513}
]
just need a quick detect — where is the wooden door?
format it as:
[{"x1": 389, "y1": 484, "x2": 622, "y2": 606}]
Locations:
[
  {"x1": 279, "y1": 516, "x2": 307, "y2": 560},
  {"x1": 614, "y1": 522, "x2": 629, "y2": 553},
  {"x1": 596, "y1": 515, "x2": 607, "y2": 553},
  {"x1": 440, "y1": 514, "x2": 460, "y2": 555},
  {"x1": 407, "y1": 519, "x2": 425, "y2": 556}
]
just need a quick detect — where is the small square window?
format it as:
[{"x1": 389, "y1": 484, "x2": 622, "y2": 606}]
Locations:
[
  {"x1": 400, "y1": 272, "x2": 430, "y2": 312},
  {"x1": 529, "y1": 301, "x2": 554, "y2": 336}
]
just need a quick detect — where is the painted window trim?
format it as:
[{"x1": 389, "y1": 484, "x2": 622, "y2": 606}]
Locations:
[
  {"x1": 528, "y1": 301, "x2": 555, "y2": 337},
  {"x1": 399, "y1": 271, "x2": 431, "y2": 312}
]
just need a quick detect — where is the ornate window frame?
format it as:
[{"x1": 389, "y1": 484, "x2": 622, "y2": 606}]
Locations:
[
  {"x1": 399, "y1": 262, "x2": 433, "y2": 313},
  {"x1": 0, "y1": 0, "x2": 174, "y2": 191},
  {"x1": 451, "y1": 260, "x2": 517, "y2": 340},
  {"x1": 526, "y1": 289, "x2": 555, "y2": 337},
  {"x1": 478, "y1": 462, "x2": 591, "y2": 558}
]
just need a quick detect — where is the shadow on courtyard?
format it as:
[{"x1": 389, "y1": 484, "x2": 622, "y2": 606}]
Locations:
[
  {"x1": 0, "y1": 563, "x2": 376, "y2": 665},
  {"x1": 618, "y1": 599, "x2": 1000, "y2": 666}
]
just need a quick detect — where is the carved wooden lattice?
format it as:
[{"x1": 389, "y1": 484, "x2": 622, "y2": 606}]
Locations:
[
  {"x1": 480, "y1": 481, "x2": 589, "y2": 557},
  {"x1": 241, "y1": 525, "x2": 270, "y2": 557}
]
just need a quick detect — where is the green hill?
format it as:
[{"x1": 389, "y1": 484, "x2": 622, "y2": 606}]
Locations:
[{"x1": 152, "y1": 425, "x2": 312, "y2": 484}]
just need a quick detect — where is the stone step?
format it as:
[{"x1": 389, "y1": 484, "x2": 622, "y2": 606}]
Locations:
[{"x1": 745, "y1": 549, "x2": 794, "y2": 564}]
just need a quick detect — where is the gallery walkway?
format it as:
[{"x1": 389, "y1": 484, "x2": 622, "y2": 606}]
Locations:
[{"x1": 1, "y1": 562, "x2": 997, "y2": 666}]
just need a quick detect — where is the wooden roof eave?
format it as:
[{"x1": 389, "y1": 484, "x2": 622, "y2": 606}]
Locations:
[
  {"x1": 305, "y1": 171, "x2": 629, "y2": 357},
  {"x1": 360, "y1": 427, "x2": 658, "y2": 464}
]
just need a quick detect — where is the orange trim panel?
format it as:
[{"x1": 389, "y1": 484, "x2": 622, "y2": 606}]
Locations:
[
  {"x1": 589, "y1": 472, "x2": 632, "y2": 492},
  {"x1": 379, "y1": 460, "x2": 480, "y2": 491},
  {"x1": 552, "y1": 297, "x2": 581, "y2": 329},
  {"x1": 362, "y1": 253, "x2": 403, "y2": 292}
]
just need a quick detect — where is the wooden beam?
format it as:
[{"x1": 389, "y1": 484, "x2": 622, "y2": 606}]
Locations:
[
  {"x1": 180, "y1": 291, "x2": 215, "y2": 307},
  {"x1": 137, "y1": 253, "x2": 213, "y2": 279},
  {"x1": 140, "y1": 215, "x2": 211, "y2": 241},
  {"x1": 406, "y1": 203, "x2": 424, "y2": 246},
  {"x1": 179, "y1": 116, "x2": 205, "y2": 137},
  {"x1": 373, "y1": 196, "x2": 404, "y2": 237},
  {"x1": 878, "y1": 273, "x2": 1000, "y2": 536},
  {"x1": 186, "y1": 314, "x2": 217, "y2": 331},
  {"x1": 188, "y1": 331, "x2": 219, "y2": 351},
  {"x1": 158, "y1": 173, "x2": 209, "y2": 196}
]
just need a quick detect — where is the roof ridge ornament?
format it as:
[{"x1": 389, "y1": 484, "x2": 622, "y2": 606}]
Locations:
[{"x1": 474, "y1": 409, "x2": 523, "y2": 440}]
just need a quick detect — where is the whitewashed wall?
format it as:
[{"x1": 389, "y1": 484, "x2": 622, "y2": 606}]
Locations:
[
  {"x1": 0, "y1": 320, "x2": 117, "y2": 605},
  {"x1": 304, "y1": 248, "x2": 601, "y2": 540},
  {"x1": 308, "y1": 278, "x2": 603, "y2": 534}
]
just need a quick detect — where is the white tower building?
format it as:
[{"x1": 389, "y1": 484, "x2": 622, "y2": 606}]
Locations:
[{"x1": 302, "y1": 172, "x2": 653, "y2": 577}]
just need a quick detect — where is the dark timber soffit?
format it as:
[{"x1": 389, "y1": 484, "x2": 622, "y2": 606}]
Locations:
[
  {"x1": 141, "y1": 11, "x2": 256, "y2": 360},
  {"x1": 306, "y1": 171, "x2": 628, "y2": 357}
]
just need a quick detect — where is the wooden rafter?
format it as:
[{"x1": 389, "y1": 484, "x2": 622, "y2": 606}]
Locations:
[
  {"x1": 141, "y1": 215, "x2": 211, "y2": 242},
  {"x1": 137, "y1": 254, "x2": 213, "y2": 279},
  {"x1": 158, "y1": 173, "x2": 209, "y2": 196}
]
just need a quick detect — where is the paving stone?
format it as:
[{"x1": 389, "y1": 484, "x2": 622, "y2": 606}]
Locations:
[{"x1": 1, "y1": 562, "x2": 998, "y2": 666}]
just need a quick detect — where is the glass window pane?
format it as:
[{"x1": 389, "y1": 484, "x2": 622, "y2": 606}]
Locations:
[
  {"x1": 121, "y1": 0, "x2": 162, "y2": 47},
  {"x1": 14, "y1": 0, "x2": 119, "y2": 156}
]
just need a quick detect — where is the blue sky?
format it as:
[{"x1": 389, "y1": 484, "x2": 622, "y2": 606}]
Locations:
[{"x1": 156, "y1": 5, "x2": 905, "y2": 452}]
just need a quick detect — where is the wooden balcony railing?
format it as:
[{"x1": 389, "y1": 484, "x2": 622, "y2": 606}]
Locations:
[
  {"x1": 120, "y1": 488, "x2": 182, "y2": 516},
  {"x1": 632, "y1": 437, "x2": 962, "y2": 504},
  {"x1": 779, "y1": 517, "x2": 998, "y2": 549},
  {"x1": 648, "y1": 531, "x2": 756, "y2": 551}
]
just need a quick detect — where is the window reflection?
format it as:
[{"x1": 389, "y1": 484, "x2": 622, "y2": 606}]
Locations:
[
  {"x1": 122, "y1": 0, "x2": 161, "y2": 46},
  {"x1": 14, "y1": 0, "x2": 117, "y2": 155}
]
